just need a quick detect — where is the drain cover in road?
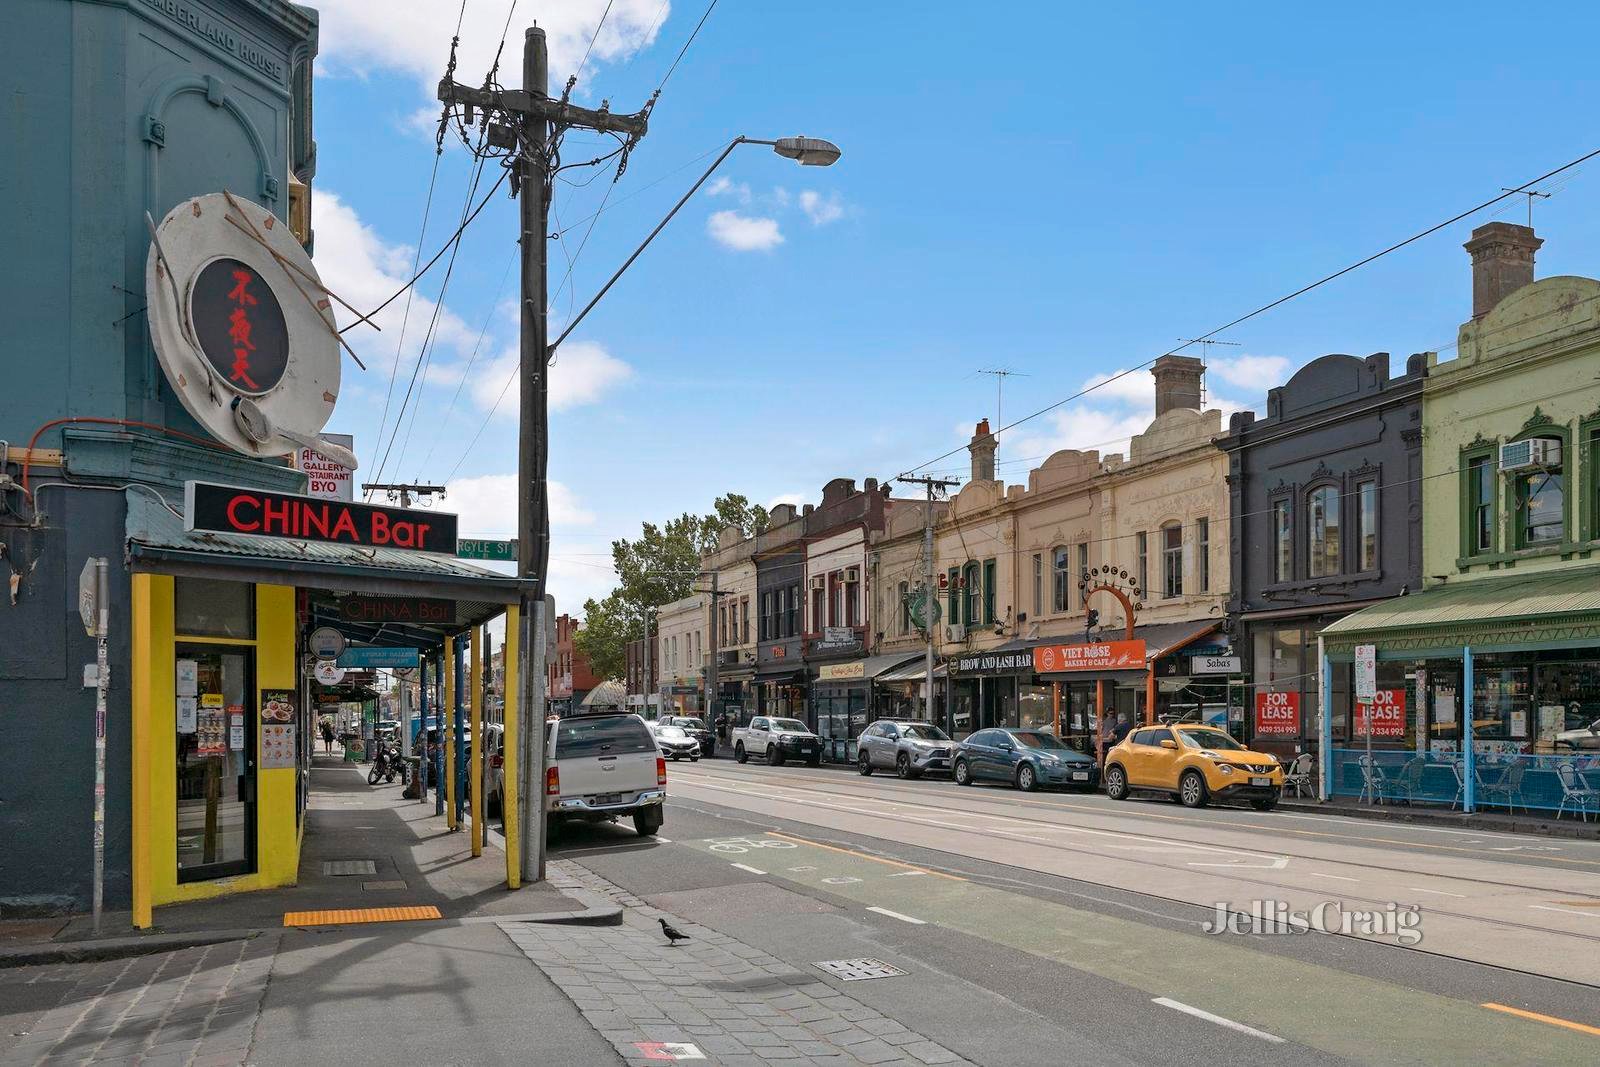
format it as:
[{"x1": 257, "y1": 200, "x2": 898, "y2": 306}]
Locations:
[
  {"x1": 322, "y1": 860, "x2": 376, "y2": 876},
  {"x1": 813, "y1": 958, "x2": 907, "y2": 981}
]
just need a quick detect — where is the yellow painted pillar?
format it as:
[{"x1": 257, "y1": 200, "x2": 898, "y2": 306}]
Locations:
[
  {"x1": 503, "y1": 604, "x2": 521, "y2": 889},
  {"x1": 469, "y1": 626, "x2": 484, "y2": 857},
  {"x1": 130, "y1": 573, "x2": 156, "y2": 929},
  {"x1": 444, "y1": 636, "x2": 457, "y2": 831}
]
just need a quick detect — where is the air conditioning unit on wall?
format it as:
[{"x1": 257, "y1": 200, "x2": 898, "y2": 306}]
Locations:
[
  {"x1": 844, "y1": 566, "x2": 860, "y2": 583},
  {"x1": 809, "y1": 576, "x2": 826, "y2": 590},
  {"x1": 1500, "y1": 437, "x2": 1561, "y2": 471},
  {"x1": 945, "y1": 624, "x2": 966, "y2": 642}
]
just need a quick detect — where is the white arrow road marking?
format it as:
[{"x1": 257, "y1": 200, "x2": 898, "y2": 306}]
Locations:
[
  {"x1": 730, "y1": 863, "x2": 766, "y2": 875},
  {"x1": 867, "y1": 906, "x2": 927, "y2": 925},
  {"x1": 1153, "y1": 997, "x2": 1285, "y2": 1044}
]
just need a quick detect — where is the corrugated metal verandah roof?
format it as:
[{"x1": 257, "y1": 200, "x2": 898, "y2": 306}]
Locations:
[
  {"x1": 124, "y1": 489, "x2": 527, "y2": 633},
  {"x1": 1320, "y1": 563, "x2": 1600, "y2": 657}
]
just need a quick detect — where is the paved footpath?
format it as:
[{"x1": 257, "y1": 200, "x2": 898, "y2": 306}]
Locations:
[
  {"x1": 511, "y1": 863, "x2": 969, "y2": 1067},
  {"x1": 1, "y1": 935, "x2": 279, "y2": 1067}
]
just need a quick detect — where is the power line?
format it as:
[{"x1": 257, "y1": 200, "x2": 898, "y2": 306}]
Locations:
[
  {"x1": 573, "y1": 0, "x2": 615, "y2": 85},
  {"x1": 656, "y1": 0, "x2": 719, "y2": 93},
  {"x1": 898, "y1": 144, "x2": 1600, "y2": 479},
  {"x1": 369, "y1": 153, "x2": 442, "y2": 476}
]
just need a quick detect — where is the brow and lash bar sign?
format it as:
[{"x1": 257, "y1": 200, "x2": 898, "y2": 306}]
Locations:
[{"x1": 184, "y1": 481, "x2": 458, "y2": 554}]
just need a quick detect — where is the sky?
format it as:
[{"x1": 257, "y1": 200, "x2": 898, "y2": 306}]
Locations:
[{"x1": 307, "y1": 0, "x2": 1600, "y2": 618}]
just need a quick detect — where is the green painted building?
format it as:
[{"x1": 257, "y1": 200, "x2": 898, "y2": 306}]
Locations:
[{"x1": 1321, "y1": 223, "x2": 1600, "y2": 814}]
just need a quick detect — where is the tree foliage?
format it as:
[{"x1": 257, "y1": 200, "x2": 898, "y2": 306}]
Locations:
[{"x1": 574, "y1": 494, "x2": 770, "y2": 680}]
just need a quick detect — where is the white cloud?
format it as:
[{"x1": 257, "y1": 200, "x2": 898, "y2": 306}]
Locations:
[
  {"x1": 765, "y1": 492, "x2": 806, "y2": 510},
  {"x1": 446, "y1": 474, "x2": 595, "y2": 534},
  {"x1": 799, "y1": 190, "x2": 844, "y2": 226},
  {"x1": 1007, "y1": 407, "x2": 1153, "y2": 461},
  {"x1": 469, "y1": 339, "x2": 633, "y2": 416},
  {"x1": 1082, "y1": 368, "x2": 1156, "y2": 407},
  {"x1": 705, "y1": 176, "x2": 752, "y2": 204},
  {"x1": 1207, "y1": 353, "x2": 1291, "y2": 390},
  {"x1": 707, "y1": 210, "x2": 784, "y2": 252},
  {"x1": 314, "y1": 1, "x2": 670, "y2": 105}
]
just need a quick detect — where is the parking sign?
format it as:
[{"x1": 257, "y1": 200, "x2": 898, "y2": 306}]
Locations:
[{"x1": 1355, "y1": 644, "x2": 1376, "y2": 702}]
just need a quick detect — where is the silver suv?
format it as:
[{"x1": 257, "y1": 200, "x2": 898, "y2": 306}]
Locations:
[{"x1": 857, "y1": 719, "x2": 954, "y2": 779}]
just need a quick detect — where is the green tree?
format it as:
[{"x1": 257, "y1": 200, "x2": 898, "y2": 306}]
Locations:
[{"x1": 574, "y1": 494, "x2": 772, "y2": 680}]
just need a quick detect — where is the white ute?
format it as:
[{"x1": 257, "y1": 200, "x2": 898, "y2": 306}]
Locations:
[
  {"x1": 733, "y1": 716, "x2": 823, "y2": 767},
  {"x1": 545, "y1": 713, "x2": 666, "y2": 836}
]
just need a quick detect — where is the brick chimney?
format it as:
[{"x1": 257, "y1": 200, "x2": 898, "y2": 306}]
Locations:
[
  {"x1": 968, "y1": 419, "x2": 997, "y2": 481},
  {"x1": 1464, "y1": 222, "x2": 1541, "y2": 320},
  {"x1": 1151, "y1": 354, "x2": 1204, "y2": 416}
]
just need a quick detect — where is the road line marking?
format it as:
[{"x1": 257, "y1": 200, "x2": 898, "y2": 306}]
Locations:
[
  {"x1": 887, "y1": 870, "x2": 926, "y2": 877},
  {"x1": 1308, "y1": 873, "x2": 1359, "y2": 882},
  {"x1": 655, "y1": 837, "x2": 673, "y2": 843},
  {"x1": 867, "y1": 906, "x2": 927, "y2": 925},
  {"x1": 1481, "y1": 1003, "x2": 1600, "y2": 1036},
  {"x1": 1529, "y1": 905, "x2": 1600, "y2": 919},
  {"x1": 765, "y1": 830, "x2": 966, "y2": 881},
  {"x1": 1152, "y1": 997, "x2": 1284, "y2": 1043},
  {"x1": 1552, "y1": 900, "x2": 1600, "y2": 907},
  {"x1": 1406, "y1": 887, "x2": 1466, "y2": 898},
  {"x1": 729, "y1": 862, "x2": 766, "y2": 875}
]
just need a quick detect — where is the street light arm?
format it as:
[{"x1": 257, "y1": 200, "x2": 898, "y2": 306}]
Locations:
[{"x1": 549, "y1": 137, "x2": 749, "y2": 355}]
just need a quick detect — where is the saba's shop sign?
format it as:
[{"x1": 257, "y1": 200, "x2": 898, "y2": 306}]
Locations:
[{"x1": 184, "y1": 481, "x2": 458, "y2": 553}]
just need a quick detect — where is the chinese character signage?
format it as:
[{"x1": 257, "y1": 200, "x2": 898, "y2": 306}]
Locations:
[
  {"x1": 189, "y1": 258, "x2": 289, "y2": 394},
  {"x1": 184, "y1": 481, "x2": 458, "y2": 553},
  {"x1": 1254, "y1": 691, "x2": 1300, "y2": 736},
  {"x1": 1032, "y1": 640, "x2": 1146, "y2": 673},
  {"x1": 1355, "y1": 688, "x2": 1406, "y2": 737}
]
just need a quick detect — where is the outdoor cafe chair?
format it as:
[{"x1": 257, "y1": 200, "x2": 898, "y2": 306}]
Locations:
[
  {"x1": 1389, "y1": 757, "x2": 1427, "y2": 805},
  {"x1": 1479, "y1": 759, "x2": 1527, "y2": 815},
  {"x1": 1357, "y1": 755, "x2": 1387, "y2": 804},
  {"x1": 1555, "y1": 762, "x2": 1600, "y2": 822},
  {"x1": 1283, "y1": 753, "x2": 1315, "y2": 798}
]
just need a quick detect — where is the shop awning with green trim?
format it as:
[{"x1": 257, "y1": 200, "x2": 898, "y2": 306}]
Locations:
[{"x1": 1320, "y1": 564, "x2": 1600, "y2": 659}]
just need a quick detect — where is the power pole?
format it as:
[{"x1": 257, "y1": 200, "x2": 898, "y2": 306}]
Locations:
[
  {"x1": 360, "y1": 481, "x2": 446, "y2": 508},
  {"x1": 705, "y1": 571, "x2": 720, "y2": 722},
  {"x1": 438, "y1": 25, "x2": 649, "y2": 886},
  {"x1": 895, "y1": 476, "x2": 958, "y2": 732}
]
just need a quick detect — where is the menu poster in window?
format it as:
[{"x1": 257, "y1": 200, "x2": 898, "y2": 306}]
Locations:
[
  {"x1": 1509, "y1": 710, "x2": 1527, "y2": 737},
  {"x1": 1539, "y1": 705, "x2": 1565, "y2": 741},
  {"x1": 261, "y1": 723, "x2": 296, "y2": 768},
  {"x1": 177, "y1": 695, "x2": 198, "y2": 734},
  {"x1": 197, "y1": 697, "x2": 226, "y2": 755},
  {"x1": 228, "y1": 705, "x2": 245, "y2": 751},
  {"x1": 262, "y1": 691, "x2": 295, "y2": 723},
  {"x1": 1435, "y1": 688, "x2": 1457, "y2": 725},
  {"x1": 176, "y1": 659, "x2": 198, "y2": 697}
]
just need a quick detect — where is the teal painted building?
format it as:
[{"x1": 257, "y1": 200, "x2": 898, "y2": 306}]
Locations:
[{"x1": 0, "y1": 0, "x2": 317, "y2": 913}]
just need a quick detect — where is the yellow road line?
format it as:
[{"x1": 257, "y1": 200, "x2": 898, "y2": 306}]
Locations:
[
  {"x1": 283, "y1": 905, "x2": 442, "y2": 927},
  {"x1": 765, "y1": 830, "x2": 966, "y2": 882},
  {"x1": 1553, "y1": 900, "x2": 1600, "y2": 907},
  {"x1": 1481, "y1": 1003, "x2": 1600, "y2": 1037}
]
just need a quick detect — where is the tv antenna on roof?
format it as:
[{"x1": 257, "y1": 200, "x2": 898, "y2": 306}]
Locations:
[
  {"x1": 978, "y1": 368, "x2": 1029, "y2": 428},
  {"x1": 1176, "y1": 338, "x2": 1241, "y2": 407},
  {"x1": 1501, "y1": 187, "x2": 1550, "y2": 228}
]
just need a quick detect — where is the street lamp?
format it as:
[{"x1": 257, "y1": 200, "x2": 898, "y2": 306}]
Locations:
[{"x1": 550, "y1": 133, "x2": 842, "y2": 353}]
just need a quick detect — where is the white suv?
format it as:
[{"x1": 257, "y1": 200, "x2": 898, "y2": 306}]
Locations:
[{"x1": 546, "y1": 713, "x2": 667, "y2": 836}]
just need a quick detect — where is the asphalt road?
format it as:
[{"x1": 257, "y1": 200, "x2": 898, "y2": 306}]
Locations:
[{"x1": 547, "y1": 758, "x2": 1600, "y2": 1066}]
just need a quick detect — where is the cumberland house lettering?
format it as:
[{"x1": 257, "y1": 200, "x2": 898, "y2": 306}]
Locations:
[
  {"x1": 141, "y1": 0, "x2": 287, "y2": 82},
  {"x1": 184, "y1": 482, "x2": 458, "y2": 552}
]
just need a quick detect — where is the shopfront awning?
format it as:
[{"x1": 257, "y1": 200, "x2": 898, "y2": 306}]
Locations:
[
  {"x1": 876, "y1": 657, "x2": 946, "y2": 684},
  {"x1": 1030, "y1": 619, "x2": 1221, "y2": 675},
  {"x1": 125, "y1": 489, "x2": 526, "y2": 634},
  {"x1": 1320, "y1": 564, "x2": 1600, "y2": 659}
]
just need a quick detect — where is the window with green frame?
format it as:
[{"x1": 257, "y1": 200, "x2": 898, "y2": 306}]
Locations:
[
  {"x1": 982, "y1": 559, "x2": 996, "y2": 623},
  {"x1": 962, "y1": 561, "x2": 981, "y2": 625},
  {"x1": 1513, "y1": 434, "x2": 1566, "y2": 548},
  {"x1": 947, "y1": 566, "x2": 959, "y2": 623},
  {"x1": 1461, "y1": 447, "x2": 1495, "y2": 557},
  {"x1": 1587, "y1": 421, "x2": 1600, "y2": 541}
]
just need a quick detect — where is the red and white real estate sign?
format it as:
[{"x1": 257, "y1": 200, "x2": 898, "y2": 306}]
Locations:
[
  {"x1": 1355, "y1": 688, "x2": 1406, "y2": 737},
  {"x1": 1255, "y1": 691, "x2": 1300, "y2": 736}
]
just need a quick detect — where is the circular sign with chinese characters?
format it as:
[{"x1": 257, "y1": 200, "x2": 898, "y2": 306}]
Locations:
[{"x1": 187, "y1": 257, "x2": 290, "y2": 395}]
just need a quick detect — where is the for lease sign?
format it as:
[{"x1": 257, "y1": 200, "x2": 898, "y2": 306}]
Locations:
[
  {"x1": 1355, "y1": 688, "x2": 1406, "y2": 737},
  {"x1": 1254, "y1": 691, "x2": 1300, "y2": 736}
]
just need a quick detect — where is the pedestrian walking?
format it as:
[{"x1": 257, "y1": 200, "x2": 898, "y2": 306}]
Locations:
[{"x1": 320, "y1": 718, "x2": 335, "y2": 755}]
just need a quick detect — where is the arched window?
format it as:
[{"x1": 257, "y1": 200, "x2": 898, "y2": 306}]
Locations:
[
  {"x1": 1307, "y1": 486, "x2": 1341, "y2": 578},
  {"x1": 962, "y1": 562, "x2": 981, "y2": 625},
  {"x1": 1051, "y1": 546, "x2": 1070, "y2": 613}
]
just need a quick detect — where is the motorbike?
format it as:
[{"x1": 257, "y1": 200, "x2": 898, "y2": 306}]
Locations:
[{"x1": 368, "y1": 743, "x2": 410, "y2": 786}]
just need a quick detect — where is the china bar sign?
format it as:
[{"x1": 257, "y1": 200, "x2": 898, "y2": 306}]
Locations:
[{"x1": 184, "y1": 481, "x2": 457, "y2": 553}]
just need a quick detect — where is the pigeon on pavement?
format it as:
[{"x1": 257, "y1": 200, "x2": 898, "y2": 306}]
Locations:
[{"x1": 658, "y1": 917, "x2": 691, "y2": 945}]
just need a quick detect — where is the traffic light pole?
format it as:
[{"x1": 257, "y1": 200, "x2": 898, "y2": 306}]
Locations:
[{"x1": 438, "y1": 24, "x2": 649, "y2": 886}]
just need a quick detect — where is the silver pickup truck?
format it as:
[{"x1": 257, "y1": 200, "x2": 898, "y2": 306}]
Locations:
[
  {"x1": 733, "y1": 716, "x2": 822, "y2": 767},
  {"x1": 545, "y1": 713, "x2": 666, "y2": 836}
]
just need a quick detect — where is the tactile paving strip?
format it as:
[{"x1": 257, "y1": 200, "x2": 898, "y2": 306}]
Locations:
[{"x1": 282, "y1": 905, "x2": 441, "y2": 927}]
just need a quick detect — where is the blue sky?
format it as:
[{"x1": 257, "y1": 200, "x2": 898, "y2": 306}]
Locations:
[{"x1": 307, "y1": 0, "x2": 1600, "y2": 613}]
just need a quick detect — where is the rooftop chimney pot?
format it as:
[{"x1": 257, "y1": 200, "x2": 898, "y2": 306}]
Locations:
[
  {"x1": 1151, "y1": 354, "x2": 1205, "y2": 416},
  {"x1": 1464, "y1": 221, "x2": 1541, "y2": 320},
  {"x1": 968, "y1": 419, "x2": 997, "y2": 482}
]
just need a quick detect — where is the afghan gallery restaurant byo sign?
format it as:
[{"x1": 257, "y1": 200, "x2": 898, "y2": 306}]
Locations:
[{"x1": 184, "y1": 481, "x2": 458, "y2": 552}]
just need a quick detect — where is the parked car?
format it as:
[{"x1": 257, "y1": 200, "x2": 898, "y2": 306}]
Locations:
[
  {"x1": 1555, "y1": 717, "x2": 1600, "y2": 751},
  {"x1": 546, "y1": 712, "x2": 666, "y2": 836},
  {"x1": 857, "y1": 719, "x2": 954, "y2": 778},
  {"x1": 666, "y1": 716, "x2": 716, "y2": 757},
  {"x1": 1104, "y1": 722, "x2": 1283, "y2": 810},
  {"x1": 654, "y1": 724, "x2": 702, "y2": 761},
  {"x1": 952, "y1": 728, "x2": 1099, "y2": 792},
  {"x1": 733, "y1": 716, "x2": 822, "y2": 766},
  {"x1": 480, "y1": 723, "x2": 505, "y2": 818}
]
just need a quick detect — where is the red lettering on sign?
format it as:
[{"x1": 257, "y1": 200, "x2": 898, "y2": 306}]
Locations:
[
  {"x1": 261, "y1": 497, "x2": 292, "y2": 535},
  {"x1": 225, "y1": 270, "x2": 261, "y2": 389},
  {"x1": 301, "y1": 504, "x2": 331, "y2": 540},
  {"x1": 329, "y1": 508, "x2": 359, "y2": 542},
  {"x1": 226, "y1": 494, "x2": 260, "y2": 531},
  {"x1": 1355, "y1": 688, "x2": 1406, "y2": 738},
  {"x1": 370, "y1": 512, "x2": 390, "y2": 545}
]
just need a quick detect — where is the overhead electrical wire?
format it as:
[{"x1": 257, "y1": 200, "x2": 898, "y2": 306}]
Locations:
[{"x1": 898, "y1": 144, "x2": 1600, "y2": 479}]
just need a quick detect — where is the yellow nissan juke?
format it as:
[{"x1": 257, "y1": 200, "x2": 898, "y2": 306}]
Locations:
[{"x1": 1103, "y1": 722, "x2": 1284, "y2": 811}]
